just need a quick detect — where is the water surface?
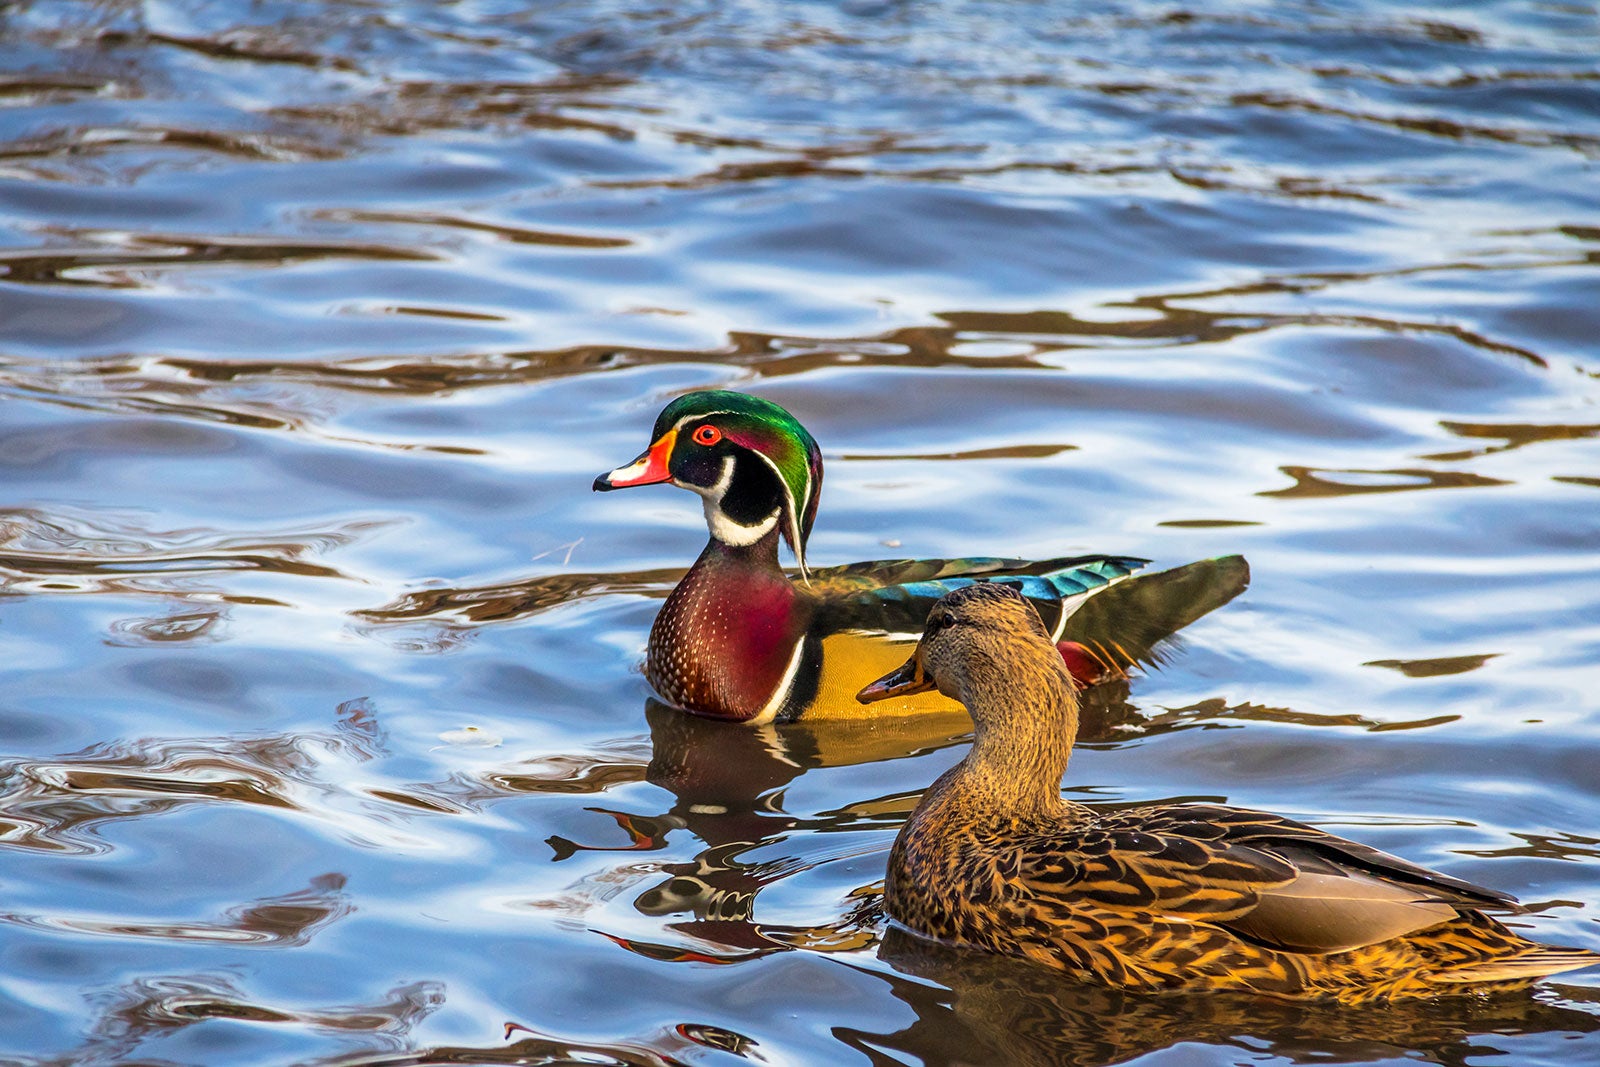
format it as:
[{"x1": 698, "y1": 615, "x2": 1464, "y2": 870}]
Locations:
[{"x1": 2, "y1": 2, "x2": 1599, "y2": 1064}]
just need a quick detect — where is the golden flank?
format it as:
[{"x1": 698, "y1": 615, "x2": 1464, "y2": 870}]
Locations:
[{"x1": 859, "y1": 583, "x2": 1597, "y2": 1003}]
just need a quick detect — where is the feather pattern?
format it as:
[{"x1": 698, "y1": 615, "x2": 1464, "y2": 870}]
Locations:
[
  {"x1": 814, "y1": 555, "x2": 1147, "y2": 640},
  {"x1": 866, "y1": 583, "x2": 1599, "y2": 1001},
  {"x1": 596, "y1": 390, "x2": 1249, "y2": 720}
]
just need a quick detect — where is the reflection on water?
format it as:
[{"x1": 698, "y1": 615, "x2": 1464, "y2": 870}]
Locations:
[
  {"x1": 0, "y1": 507, "x2": 372, "y2": 598},
  {"x1": 3, "y1": 0, "x2": 1599, "y2": 1063},
  {"x1": 0, "y1": 697, "x2": 389, "y2": 854},
  {"x1": 75, "y1": 974, "x2": 443, "y2": 1066},
  {"x1": 866, "y1": 930, "x2": 1600, "y2": 1067},
  {"x1": 4, "y1": 873, "x2": 351, "y2": 947}
]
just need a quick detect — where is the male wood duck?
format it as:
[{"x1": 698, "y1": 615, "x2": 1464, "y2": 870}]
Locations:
[
  {"x1": 858, "y1": 583, "x2": 1599, "y2": 1001},
  {"x1": 594, "y1": 389, "x2": 1247, "y2": 723}
]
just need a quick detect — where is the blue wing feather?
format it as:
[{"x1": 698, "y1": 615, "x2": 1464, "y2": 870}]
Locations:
[{"x1": 814, "y1": 555, "x2": 1147, "y2": 636}]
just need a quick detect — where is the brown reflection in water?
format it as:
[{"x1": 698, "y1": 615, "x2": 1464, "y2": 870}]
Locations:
[
  {"x1": 0, "y1": 125, "x2": 342, "y2": 178},
  {"x1": 0, "y1": 230, "x2": 433, "y2": 288},
  {"x1": 1425, "y1": 420, "x2": 1600, "y2": 462},
  {"x1": 0, "y1": 507, "x2": 374, "y2": 601},
  {"x1": 106, "y1": 606, "x2": 229, "y2": 645},
  {"x1": 6, "y1": 256, "x2": 1557, "y2": 439},
  {"x1": 0, "y1": 697, "x2": 384, "y2": 854},
  {"x1": 383, "y1": 304, "x2": 508, "y2": 323},
  {"x1": 485, "y1": 741, "x2": 653, "y2": 799},
  {"x1": 0, "y1": 355, "x2": 487, "y2": 452},
  {"x1": 1109, "y1": 273, "x2": 1550, "y2": 369},
  {"x1": 272, "y1": 72, "x2": 641, "y2": 144},
  {"x1": 100, "y1": 28, "x2": 361, "y2": 72},
  {"x1": 1141, "y1": 696, "x2": 1462, "y2": 733},
  {"x1": 1231, "y1": 90, "x2": 1600, "y2": 154},
  {"x1": 317, "y1": 209, "x2": 633, "y2": 249},
  {"x1": 317, "y1": 1019, "x2": 707, "y2": 1067},
  {"x1": 1167, "y1": 165, "x2": 1386, "y2": 204},
  {"x1": 1261, "y1": 466, "x2": 1510, "y2": 499},
  {"x1": 356, "y1": 566, "x2": 682, "y2": 628},
  {"x1": 0, "y1": 72, "x2": 110, "y2": 102},
  {"x1": 1158, "y1": 518, "x2": 1262, "y2": 528},
  {"x1": 1366, "y1": 653, "x2": 1502, "y2": 679},
  {"x1": 858, "y1": 927, "x2": 1600, "y2": 1067},
  {"x1": 839, "y1": 443, "x2": 1076, "y2": 462},
  {"x1": 1463, "y1": 832, "x2": 1600, "y2": 864},
  {"x1": 519, "y1": 703, "x2": 973, "y2": 964},
  {"x1": 2, "y1": 872, "x2": 351, "y2": 947},
  {"x1": 61, "y1": 973, "x2": 442, "y2": 1067}
]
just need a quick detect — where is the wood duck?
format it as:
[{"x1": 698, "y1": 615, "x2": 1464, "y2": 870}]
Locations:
[
  {"x1": 594, "y1": 389, "x2": 1248, "y2": 723},
  {"x1": 858, "y1": 583, "x2": 1599, "y2": 1001}
]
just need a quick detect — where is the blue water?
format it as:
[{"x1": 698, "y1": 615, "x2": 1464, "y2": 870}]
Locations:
[{"x1": 2, "y1": 2, "x2": 1598, "y2": 1063}]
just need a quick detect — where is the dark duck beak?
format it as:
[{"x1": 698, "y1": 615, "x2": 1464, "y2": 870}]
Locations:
[{"x1": 857, "y1": 650, "x2": 936, "y2": 704}]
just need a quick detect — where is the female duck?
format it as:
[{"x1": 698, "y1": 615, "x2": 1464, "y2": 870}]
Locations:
[
  {"x1": 858, "y1": 583, "x2": 1597, "y2": 1001},
  {"x1": 595, "y1": 389, "x2": 1247, "y2": 723}
]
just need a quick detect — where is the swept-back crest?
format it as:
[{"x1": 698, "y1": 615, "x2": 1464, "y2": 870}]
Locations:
[{"x1": 655, "y1": 390, "x2": 823, "y2": 577}]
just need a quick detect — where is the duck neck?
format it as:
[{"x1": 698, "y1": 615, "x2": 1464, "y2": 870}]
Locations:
[
  {"x1": 700, "y1": 520, "x2": 783, "y2": 575},
  {"x1": 946, "y1": 651, "x2": 1079, "y2": 816},
  {"x1": 672, "y1": 525, "x2": 791, "y2": 618}
]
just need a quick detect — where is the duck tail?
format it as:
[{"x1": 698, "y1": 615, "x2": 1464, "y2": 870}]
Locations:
[
  {"x1": 1412, "y1": 910, "x2": 1600, "y2": 988},
  {"x1": 1428, "y1": 945, "x2": 1600, "y2": 985},
  {"x1": 1055, "y1": 554, "x2": 1251, "y2": 679}
]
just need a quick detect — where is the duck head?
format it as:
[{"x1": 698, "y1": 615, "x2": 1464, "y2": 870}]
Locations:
[
  {"x1": 594, "y1": 390, "x2": 824, "y2": 578},
  {"x1": 856, "y1": 583, "x2": 1071, "y2": 721}
]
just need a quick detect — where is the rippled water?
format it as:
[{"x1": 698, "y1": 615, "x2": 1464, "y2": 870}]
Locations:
[{"x1": 3, "y1": 1, "x2": 1599, "y2": 1063}]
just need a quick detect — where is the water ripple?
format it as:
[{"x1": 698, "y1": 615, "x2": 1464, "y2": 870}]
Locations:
[
  {"x1": 0, "y1": 230, "x2": 434, "y2": 289},
  {"x1": 0, "y1": 507, "x2": 377, "y2": 599},
  {"x1": 2, "y1": 873, "x2": 352, "y2": 947},
  {"x1": 0, "y1": 699, "x2": 448, "y2": 855},
  {"x1": 52, "y1": 974, "x2": 444, "y2": 1067}
]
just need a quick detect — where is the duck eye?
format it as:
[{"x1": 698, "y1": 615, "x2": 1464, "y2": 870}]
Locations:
[
  {"x1": 692, "y1": 424, "x2": 722, "y2": 446},
  {"x1": 930, "y1": 610, "x2": 958, "y2": 633}
]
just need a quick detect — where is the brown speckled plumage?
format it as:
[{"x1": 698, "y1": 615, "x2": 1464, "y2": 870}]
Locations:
[
  {"x1": 862, "y1": 583, "x2": 1599, "y2": 1002},
  {"x1": 645, "y1": 529, "x2": 815, "y2": 722}
]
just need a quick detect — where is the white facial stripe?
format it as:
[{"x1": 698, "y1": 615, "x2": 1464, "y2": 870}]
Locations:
[
  {"x1": 682, "y1": 453, "x2": 735, "y2": 504},
  {"x1": 690, "y1": 454, "x2": 781, "y2": 547},
  {"x1": 669, "y1": 409, "x2": 736, "y2": 434}
]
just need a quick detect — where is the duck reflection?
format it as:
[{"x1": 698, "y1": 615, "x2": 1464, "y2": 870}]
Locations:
[
  {"x1": 859, "y1": 926, "x2": 1600, "y2": 1067},
  {"x1": 580, "y1": 699, "x2": 973, "y2": 962},
  {"x1": 584, "y1": 683, "x2": 1261, "y2": 964}
]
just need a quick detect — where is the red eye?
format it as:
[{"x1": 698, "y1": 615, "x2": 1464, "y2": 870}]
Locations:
[{"x1": 692, "y1": 424, "x2": 722, "y2": 446}]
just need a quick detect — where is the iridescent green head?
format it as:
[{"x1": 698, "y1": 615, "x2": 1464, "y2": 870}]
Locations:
[{"x1": 594, "y1": 390, "x2": 824, "y2": 577}]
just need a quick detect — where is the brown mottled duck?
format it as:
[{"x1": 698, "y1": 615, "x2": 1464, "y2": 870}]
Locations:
[{"x1": 857, "y1": 583, "x2": 1598, "y2": 1002}]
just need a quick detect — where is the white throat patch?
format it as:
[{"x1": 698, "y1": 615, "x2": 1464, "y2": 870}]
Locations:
[{"x1": 691, "y1": 455, "x2": 780, "y2": 547}]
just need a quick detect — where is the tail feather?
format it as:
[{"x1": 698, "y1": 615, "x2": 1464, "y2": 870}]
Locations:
[
  {"x1": 1429, "y1": 947, "x2": 1600, "y2": 984},
  {"x1": 1058, "y1": 555, "x2": 1250, "y2": 675}
]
